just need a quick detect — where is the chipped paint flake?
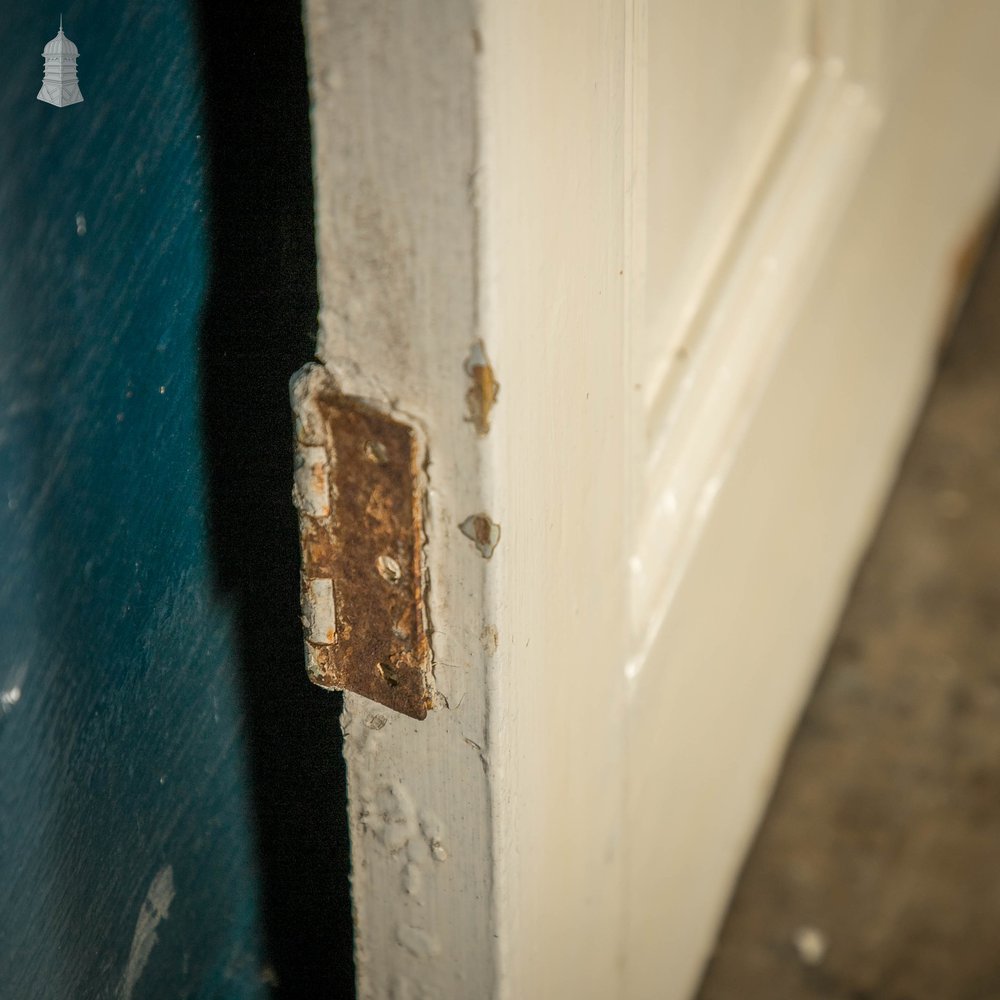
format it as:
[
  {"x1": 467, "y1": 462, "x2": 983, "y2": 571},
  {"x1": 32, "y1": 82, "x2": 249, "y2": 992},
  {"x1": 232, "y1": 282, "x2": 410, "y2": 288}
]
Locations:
[
  {"x1": 303, "y1": 576, "x2": 336, "y2": 644},
  {"x1": 459, "y1": 513, "x2": 501, "y2": 558},
  {"x1": 293, "y1": 444, "x2": 332, "y2": 517},
  {"x1": 464, "y1": 340, "x2": 499, "y2": 435}
]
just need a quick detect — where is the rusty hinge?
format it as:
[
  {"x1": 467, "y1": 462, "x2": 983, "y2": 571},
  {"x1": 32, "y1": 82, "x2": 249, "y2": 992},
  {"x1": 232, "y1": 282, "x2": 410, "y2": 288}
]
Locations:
[{"x1": 290, "y1": 363, "x2": 433, "y2": 720}]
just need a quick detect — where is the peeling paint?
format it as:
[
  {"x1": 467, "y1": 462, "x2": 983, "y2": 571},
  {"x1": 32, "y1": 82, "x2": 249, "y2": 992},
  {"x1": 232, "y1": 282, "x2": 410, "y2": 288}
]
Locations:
[
  {"x1": 358, "y1": 781, "x2": 449, "y2": 861},
  {"x1": 464, "y1": 340, "x2": 499, "y2": 435},
  {"x1": 303, "y1": 576, "x2": 336, "y2": 644},
  {"x1": 292, "y1": 444, "x2": 332, "y2": 518},
  {"x1": 459, "y1": 513, "x2": 501, "y2": 558},
  {"x1": 118, "y1": 865, "x2": 175, "y2": 1000}
]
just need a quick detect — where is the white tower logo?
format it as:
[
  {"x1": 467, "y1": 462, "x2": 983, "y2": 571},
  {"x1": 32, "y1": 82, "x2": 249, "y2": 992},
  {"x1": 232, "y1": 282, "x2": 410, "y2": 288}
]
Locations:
[{"x1": 38, "y1": 16, "x2": 84, "y2": 108}]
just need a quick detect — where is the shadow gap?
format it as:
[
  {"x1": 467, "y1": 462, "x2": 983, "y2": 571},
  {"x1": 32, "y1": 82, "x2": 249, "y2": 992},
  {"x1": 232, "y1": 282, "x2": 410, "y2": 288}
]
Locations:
[{"x1": 191, "y1": 1, "x2": 355, "y2": 996}]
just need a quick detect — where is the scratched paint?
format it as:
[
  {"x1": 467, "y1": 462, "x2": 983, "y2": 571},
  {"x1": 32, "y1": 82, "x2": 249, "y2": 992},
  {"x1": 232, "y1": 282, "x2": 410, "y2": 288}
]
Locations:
[
  {"x1": 118, "y1": 866, "x2": 177, "y2": 1000},
  {"x1": 350, "y1": 722, "x2": 450, "y2": 906}
]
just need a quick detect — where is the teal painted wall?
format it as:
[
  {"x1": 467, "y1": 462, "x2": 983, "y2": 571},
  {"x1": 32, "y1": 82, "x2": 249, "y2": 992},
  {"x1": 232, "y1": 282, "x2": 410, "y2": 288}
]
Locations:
[{"x1": 0, "y1": 3, "x2": 352, "y2": 997}]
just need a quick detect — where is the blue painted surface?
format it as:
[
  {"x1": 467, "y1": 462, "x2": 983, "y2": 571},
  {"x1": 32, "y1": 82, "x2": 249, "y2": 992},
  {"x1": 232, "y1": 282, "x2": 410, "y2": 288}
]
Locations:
[{"x1": 0, "y1": 4, "x2": 311, "y2": 996}]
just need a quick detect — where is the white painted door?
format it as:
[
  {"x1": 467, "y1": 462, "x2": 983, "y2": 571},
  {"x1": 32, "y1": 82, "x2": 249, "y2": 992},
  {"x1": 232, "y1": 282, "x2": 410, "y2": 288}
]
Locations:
[{"x1": 301, "y1": 2, "x2": 1000, "y2": 997}]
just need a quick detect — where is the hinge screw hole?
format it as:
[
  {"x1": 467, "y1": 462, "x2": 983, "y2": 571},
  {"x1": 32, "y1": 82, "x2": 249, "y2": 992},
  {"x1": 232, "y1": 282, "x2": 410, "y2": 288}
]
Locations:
[{"x1": 364, "y1": 440, "x2": 388, "y2": 464}]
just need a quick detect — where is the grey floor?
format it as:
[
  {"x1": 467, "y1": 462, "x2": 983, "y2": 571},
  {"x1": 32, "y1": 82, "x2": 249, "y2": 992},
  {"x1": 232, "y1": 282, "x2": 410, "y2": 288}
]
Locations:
[{"x1": 695, "y1": 233, "x2": 1000, "y2": 1000}]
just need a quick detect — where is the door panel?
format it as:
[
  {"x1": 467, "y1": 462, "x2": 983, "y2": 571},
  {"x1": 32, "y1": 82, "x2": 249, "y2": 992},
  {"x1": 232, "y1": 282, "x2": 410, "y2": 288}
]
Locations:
[
  {"x1": 645, "y1": 0, "x2": 809, "y2": 378},
  {"x1": 628, "y1": 3, "x2": 1000, "y2": 997}
]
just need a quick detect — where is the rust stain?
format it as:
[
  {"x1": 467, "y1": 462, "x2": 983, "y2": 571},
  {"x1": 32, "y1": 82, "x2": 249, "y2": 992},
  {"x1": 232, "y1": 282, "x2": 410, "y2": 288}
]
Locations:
[
  {"x1": 459, "y1": 513, "x2": 500, "y2": 559},
  {"x1": 290, "y1": 363, "x2": 432, "y2": 720},
  {"x1": 464, "y1": 340, "x2": 499, "y2": 436}
]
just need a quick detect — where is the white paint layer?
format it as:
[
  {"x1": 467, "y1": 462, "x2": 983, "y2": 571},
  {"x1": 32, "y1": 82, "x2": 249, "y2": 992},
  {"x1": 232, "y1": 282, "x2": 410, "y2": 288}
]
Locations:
[
  {"x1": 476, "y1": 2, "x2": 631, "y2": 997},
  {"x1": 625, "y1": 4, "x2": 1000, "y2": 997}
]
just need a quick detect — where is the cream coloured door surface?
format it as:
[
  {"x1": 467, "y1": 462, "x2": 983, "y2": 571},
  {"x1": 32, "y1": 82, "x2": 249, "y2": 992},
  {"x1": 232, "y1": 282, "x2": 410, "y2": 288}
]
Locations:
[{"x1": 302, "y1": 2, "x2": 1000, "y2": 998}]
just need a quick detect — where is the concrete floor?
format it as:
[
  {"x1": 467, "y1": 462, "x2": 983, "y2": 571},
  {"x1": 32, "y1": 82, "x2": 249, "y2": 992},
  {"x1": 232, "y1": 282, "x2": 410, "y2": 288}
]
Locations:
[{"x1": 695, "y1": 233, "x2": 1000, "y2": 1000}]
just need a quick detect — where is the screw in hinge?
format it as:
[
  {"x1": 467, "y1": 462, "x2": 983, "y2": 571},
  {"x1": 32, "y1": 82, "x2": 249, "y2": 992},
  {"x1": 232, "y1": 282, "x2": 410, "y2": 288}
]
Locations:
[{"x1": 376, "y1": 554, "x2": 402, "y2": 583}]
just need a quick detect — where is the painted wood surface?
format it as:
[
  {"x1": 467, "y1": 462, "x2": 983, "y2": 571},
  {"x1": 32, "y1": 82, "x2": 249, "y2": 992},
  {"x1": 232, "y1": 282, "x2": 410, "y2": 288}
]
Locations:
[
  {"x1": 305, "y1": 3, "x2": 495, "y2": 997},
  {"x1": 0, "y1": 3, "x2": 353, "y2": 997},
  {"x1": 305, "y1": 1, "x2": 1000, "y2": 998},
  {"x1": 477, "y1": 4, "x2": 632, "y2": 997},
  {"x1": 627, "y1": 5, "x2": 1000, "y2": 996}
]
